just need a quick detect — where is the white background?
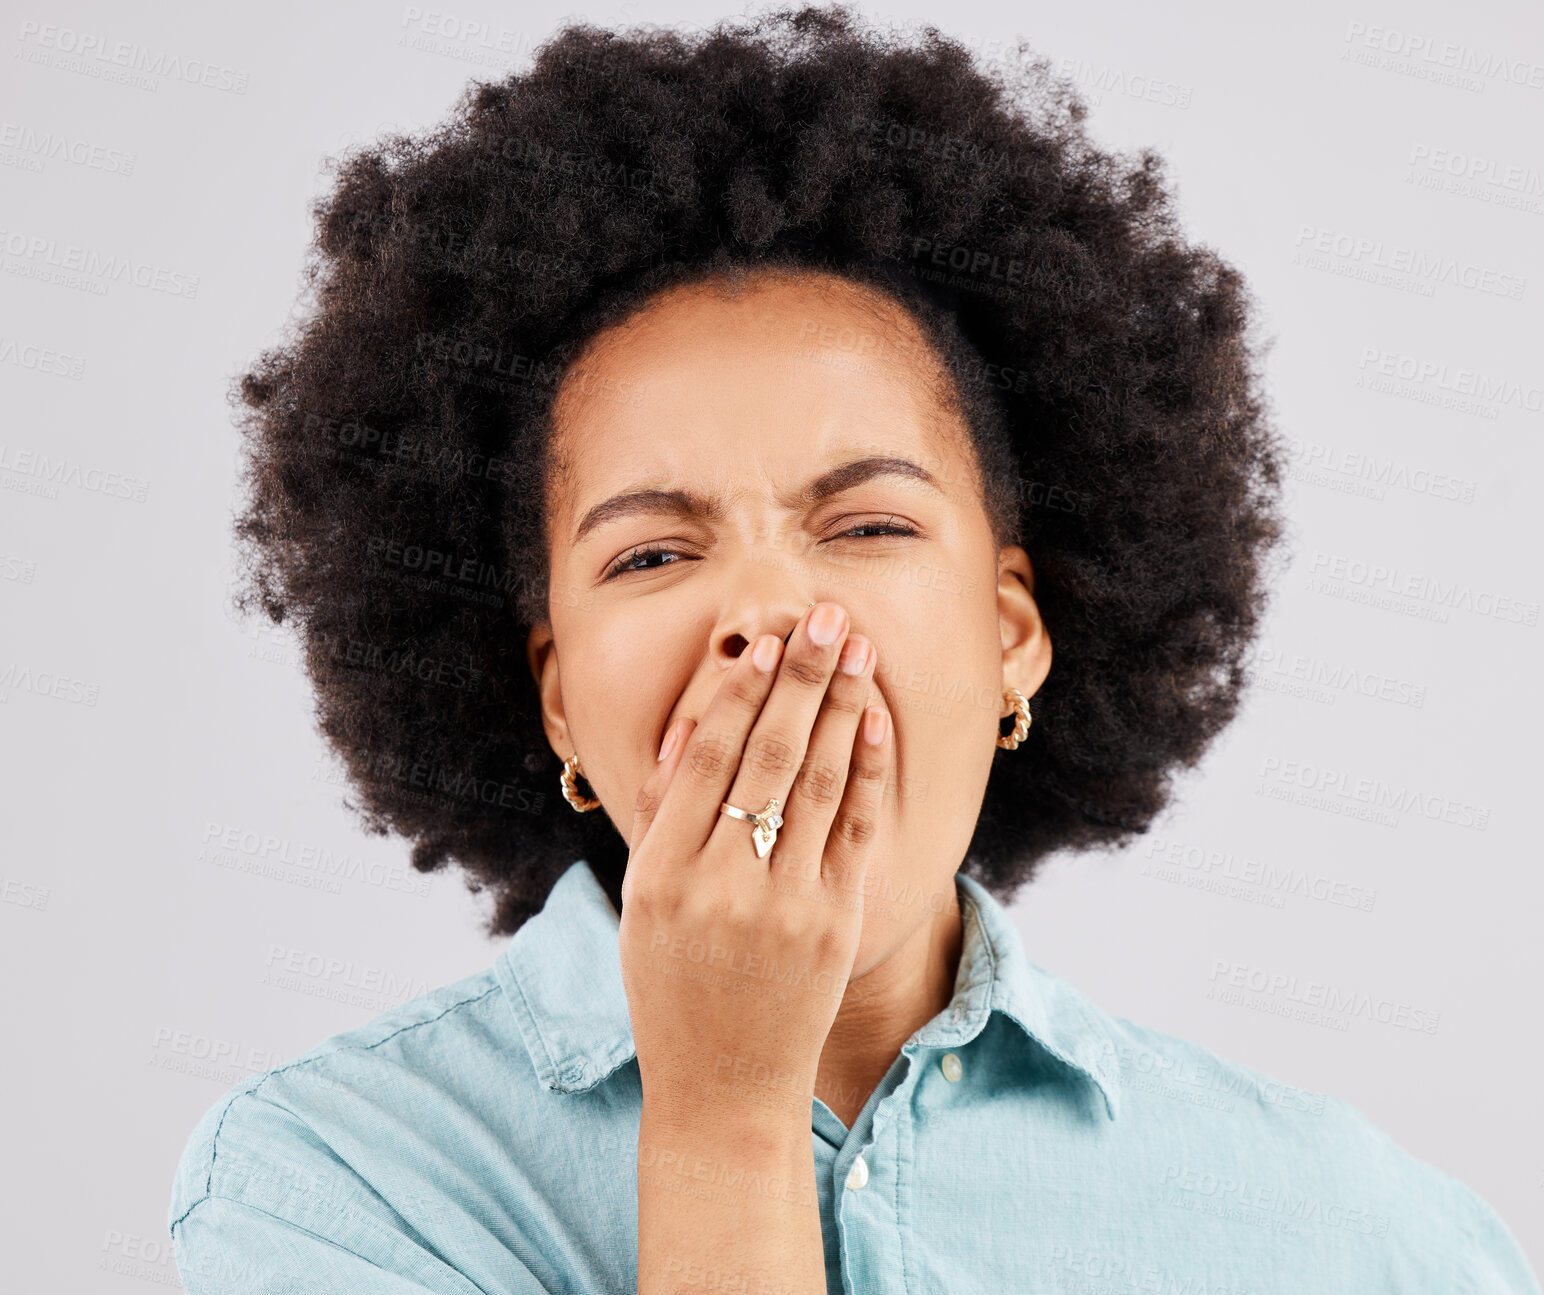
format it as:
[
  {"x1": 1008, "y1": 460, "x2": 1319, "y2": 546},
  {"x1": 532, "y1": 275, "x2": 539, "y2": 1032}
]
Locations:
[{"x1": 1, "y1": 0, "x2": 1540, "y2": 1287}]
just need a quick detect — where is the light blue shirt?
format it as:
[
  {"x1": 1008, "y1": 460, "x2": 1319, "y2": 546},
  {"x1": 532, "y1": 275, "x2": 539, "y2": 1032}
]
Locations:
[{"x1": 169, "y1": 857, "x2": 1540, "y2": 1293}]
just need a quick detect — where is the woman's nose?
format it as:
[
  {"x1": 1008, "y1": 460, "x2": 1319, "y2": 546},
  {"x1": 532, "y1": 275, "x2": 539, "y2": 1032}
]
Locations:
[
  {"x1": 784, "y1": 600, "x2": 816, "y2": 644},
  {"x1": 720, "y1": 601, "x2": 815, "y2": 663}
]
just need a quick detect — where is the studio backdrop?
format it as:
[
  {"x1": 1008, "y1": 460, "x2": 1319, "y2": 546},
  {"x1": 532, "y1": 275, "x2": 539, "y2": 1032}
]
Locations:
[{"x1": 1, "y1": 0, "x2": 1540, "y2": 1289}]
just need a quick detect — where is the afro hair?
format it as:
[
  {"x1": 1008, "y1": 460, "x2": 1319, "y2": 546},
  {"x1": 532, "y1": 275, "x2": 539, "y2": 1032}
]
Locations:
[{"x1": 231, "y1": 4, "x2": 1285, "y2": 936}]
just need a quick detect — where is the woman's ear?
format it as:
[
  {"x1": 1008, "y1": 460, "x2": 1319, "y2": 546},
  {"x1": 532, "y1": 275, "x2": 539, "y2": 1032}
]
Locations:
[
  {"x1": 526, "y1": 620, "x2": 571, "y2": 756},
  {"x1": 997, "y1": 545, "x2": 1052, "y2": 701}
]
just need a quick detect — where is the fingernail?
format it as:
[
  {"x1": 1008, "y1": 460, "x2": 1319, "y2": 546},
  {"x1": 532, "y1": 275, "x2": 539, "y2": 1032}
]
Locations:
[
  {"x1": 838, "y1": 635, "x2": 872, "y2": 676},
  {"x1": 752, "y1": 634, "x2": 782, "y2": 672},
  {"x1": 808, "y1": 602, "x2": 846, "y2": 646},
  {"x1": 862, "y1": 707, "x2": 889, "y2": 745},
  {"x1": 657, "y1": 720, "x2": 679, "y2": 762}
]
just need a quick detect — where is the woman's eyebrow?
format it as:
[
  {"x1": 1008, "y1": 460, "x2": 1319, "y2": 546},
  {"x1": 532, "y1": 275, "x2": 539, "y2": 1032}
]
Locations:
[{"x1": 570, "y1": 456, "x2": 940, "y2": 546}]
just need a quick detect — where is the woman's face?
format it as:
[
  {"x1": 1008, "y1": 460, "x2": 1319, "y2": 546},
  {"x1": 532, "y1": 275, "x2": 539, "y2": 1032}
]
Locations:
[{"x1": 530, "y1": 268, "x2": 1050, "y2": 979}]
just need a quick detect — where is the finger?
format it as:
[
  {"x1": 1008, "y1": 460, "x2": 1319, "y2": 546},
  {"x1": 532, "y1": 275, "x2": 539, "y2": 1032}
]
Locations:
[
  {"x1": 765, "y1": 632, "x2": 875, "y2": 879},
  {"x1": 628, "y1": 715, "x2": 698, "y2": 858},
  {"x1": 711, "y1": 601, "x2": 850, "y2": 865},
  {"x1": 820, "y1": 701, "x2": 891, "y2": 899},
  {"x1": 647, "y1": 621, "x2": 793, "y2": 862},
  {"x1": 623, "y1": 713, "x2": 704, "y2": 907}
]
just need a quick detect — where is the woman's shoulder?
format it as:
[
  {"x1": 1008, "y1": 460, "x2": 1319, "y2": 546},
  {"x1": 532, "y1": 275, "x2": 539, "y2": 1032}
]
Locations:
[
  {"x1": 1098, "y1": 1008, "x2": 1452, "y2": 1188},
  {"x1": 1092, "y1": 1011, "x2": 1538, "y2": 1291},
  {"x1": 167, "y1": 966, "x2": 531, "y2": 1232},
  {"x1": 165, "y1": 959, "x2": 633, "y2": 1293}
]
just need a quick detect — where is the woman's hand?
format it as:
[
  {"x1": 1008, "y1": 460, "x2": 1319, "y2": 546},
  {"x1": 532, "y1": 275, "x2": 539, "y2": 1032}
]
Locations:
[{"x1": 619, "y1": 599, "x2": 892, "y2": 1132}]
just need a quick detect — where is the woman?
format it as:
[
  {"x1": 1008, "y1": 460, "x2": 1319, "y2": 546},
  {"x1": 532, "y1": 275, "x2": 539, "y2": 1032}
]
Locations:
[{"x1": 168, "y1": 7, "x2": 1539, "y2": 1293}]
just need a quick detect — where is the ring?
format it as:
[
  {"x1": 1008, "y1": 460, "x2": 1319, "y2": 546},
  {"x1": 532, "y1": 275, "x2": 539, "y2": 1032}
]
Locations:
[{"x1": 720, "y1": 797, "x2": 785, "y2": 859}]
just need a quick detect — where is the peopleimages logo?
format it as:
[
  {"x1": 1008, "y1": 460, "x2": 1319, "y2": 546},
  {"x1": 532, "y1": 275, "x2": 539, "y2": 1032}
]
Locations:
[
  {"x1": 1055, "y1": 58, "x2": 1194, "y2": 109},
  {"x1": 0, "y1": 226, "x2": 199, "y2": 297},
  {"x1": 1307, "y1": 551, "x2": 1539, "y2": 627},
  {"x1": 1355, "y1": 348, "x2": 1543, "y2": 414},
  {"x1": 149, "y1": 1026, "x2": 280, "y2": 1076},
  {"x1": 261, "y1": 945, "x2": 430, "y2": 1002},
  {"x1": 1284, "y1": 437, "x2": 1476, "y2": 506},
  {"x1": 14, "y1": 21, "x2": 250, "y2": 92},
  {"x1": 1245, "y1": 643, "x2": 1428, "y2": 708},
  {"x1": 1258, "y1": 756, "x2": 1489, "y2": 831},
  {"x1": 0, "y1": 122, "x2": 136, "y2": 175},
  {"x1": 1342, "y1": 23, "x2": 1544, "y2": 91},
  {"x1": 0, "y1": 336, "x2": 86, "y2": 380},
  {"x1": 1097, "y1": 1036, "x2": 1329, "y2": 1114},
  {"x1": 200, "y1": 821, "x2": 433, "y2": 896},
  {"x1": 0, "y1": 444, "x2": 150, "y2": 502},
  {"x1": 1205, "y1": 960, "x2": 1441, "y2": 1036},
  {"x1": 1045, "y1": 1249, "x2": 1247, "y2": 1295},
  {"x1": 1293, "y1": 225, "x2": 1526, "y2": 300},
  {"x1": 1143, "y1": 835, "x2": 1379, "y2": 912},
  {"x1": 1160, "y1": 1161, "x2": 1395, "y2": 1235},
  {"x1": 1408, "y1": 144, "x2": 1543, "y2": 189}
]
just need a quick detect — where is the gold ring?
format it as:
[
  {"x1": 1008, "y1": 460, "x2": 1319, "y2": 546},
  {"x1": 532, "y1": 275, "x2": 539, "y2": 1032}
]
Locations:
[{"x1": 719, "y1": 797, "x2": 784, "y2": 859}]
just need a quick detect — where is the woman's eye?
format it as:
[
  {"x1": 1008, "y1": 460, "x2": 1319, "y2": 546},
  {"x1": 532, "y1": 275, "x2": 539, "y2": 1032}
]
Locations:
[
  {"x1": 604, "y1": 544, "x2": 682, "y2": 580},
  {"x1": 833, "y1": 516, "x2": 919, "y2": 541},
  {"x1": 603, "y1": 519, "x2": 917, "y2": 580}
]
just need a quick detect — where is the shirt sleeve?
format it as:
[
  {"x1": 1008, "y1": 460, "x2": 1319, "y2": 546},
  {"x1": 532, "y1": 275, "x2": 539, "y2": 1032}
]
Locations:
[{"x1": 168, "y1": 1089, "x2": 558, "y2": 1295}]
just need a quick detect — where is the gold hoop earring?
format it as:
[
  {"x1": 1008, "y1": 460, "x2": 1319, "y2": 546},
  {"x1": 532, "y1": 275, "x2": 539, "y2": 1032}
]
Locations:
[
  {"x1": 560, "y1": 754, "x2": 601, "y2": 812},
  {"x1": 997, "y1": 687, "x2": 1031, "y2": 750}
]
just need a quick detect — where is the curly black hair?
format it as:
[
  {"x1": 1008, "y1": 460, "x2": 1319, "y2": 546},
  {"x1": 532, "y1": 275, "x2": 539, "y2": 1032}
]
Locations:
[{"x1": 231, "y1": 4, "x2": 1284, "y2": 937}]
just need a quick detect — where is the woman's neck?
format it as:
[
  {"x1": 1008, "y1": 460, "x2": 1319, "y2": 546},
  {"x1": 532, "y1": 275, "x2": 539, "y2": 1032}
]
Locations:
[{"x1": 813, "y1": 900, "x2": 965, "y2": 1130}]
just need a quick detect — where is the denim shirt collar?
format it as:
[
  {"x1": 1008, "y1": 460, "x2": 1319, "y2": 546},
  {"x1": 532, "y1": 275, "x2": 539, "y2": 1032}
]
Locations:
[{"x1": 497, "y1": 858, "x2": 1122, "y2": 1121}]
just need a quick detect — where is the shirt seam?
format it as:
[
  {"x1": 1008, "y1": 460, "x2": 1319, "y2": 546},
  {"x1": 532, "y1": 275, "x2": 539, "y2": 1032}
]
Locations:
[
  {"x1": 180, "y1": 982, "x2": 501, "y2": 1231},
  {"x1": 504, "y1": 956, "x2": 562, "y2": 1084},
  {"x1": 172, "y1": 1191, "x2": 494, "y2": 1295},
  {"x1": 1456, "y1": 1191, "x2": 1479, "y2": 1295},
  {"x1": 1450, "y1": 1176, "x2": 1528, "y2": 1295}
]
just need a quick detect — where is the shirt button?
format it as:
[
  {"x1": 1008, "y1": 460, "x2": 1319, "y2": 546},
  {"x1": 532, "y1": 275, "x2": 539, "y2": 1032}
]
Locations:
[
  {"x1": 845, "y1": 1155, "x2": 870, "y2": 1191},
  {"x1": 940, "y1": 1052, "x2": 963, "y2": 1083}
]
